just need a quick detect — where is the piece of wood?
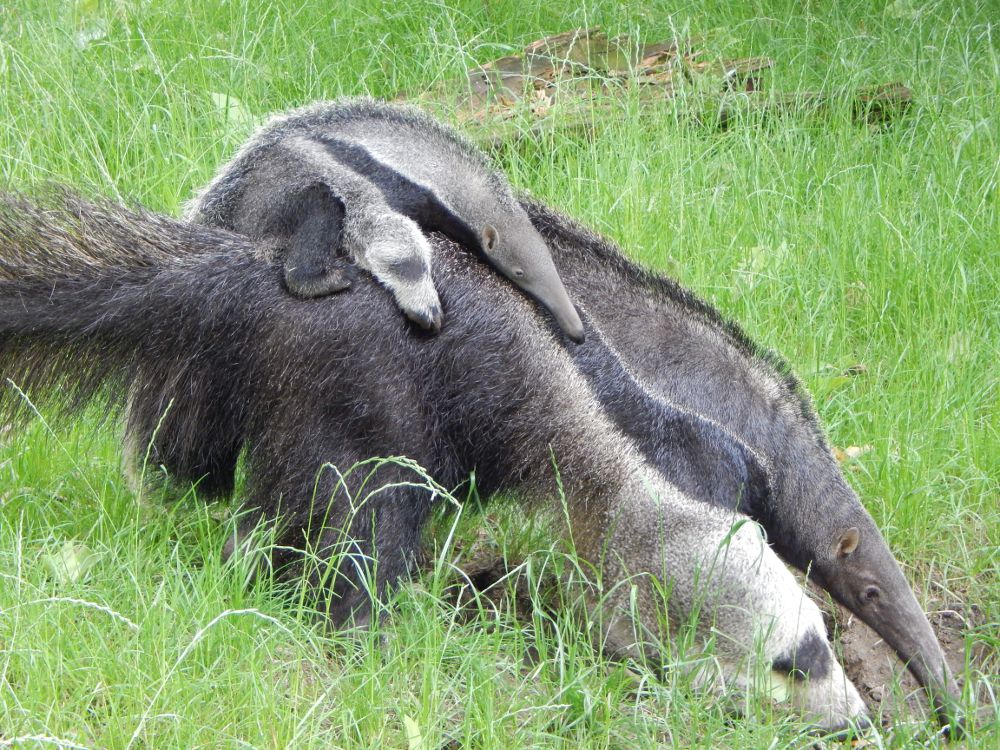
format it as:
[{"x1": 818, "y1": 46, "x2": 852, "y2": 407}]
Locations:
[{"x1": 404, "y1": 27, "x2": 913, "y2": 144}]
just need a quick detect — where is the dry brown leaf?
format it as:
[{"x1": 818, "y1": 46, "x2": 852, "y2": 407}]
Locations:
[{"x1": 834, "y1": 445, "x2": 874, "y2": 463}]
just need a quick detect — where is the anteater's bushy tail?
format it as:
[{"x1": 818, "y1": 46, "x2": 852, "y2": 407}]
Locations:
[
  {"x1": 0, "y1": 188, "x2": 228, "y2": 282},
  {"x1": 0, "y1": 189, "x2": 264, "y2": 495}
]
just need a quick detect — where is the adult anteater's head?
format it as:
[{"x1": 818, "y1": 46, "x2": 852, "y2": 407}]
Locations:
[{"x1": 808, "y1": 489, "x2": 963, "y2": 735}]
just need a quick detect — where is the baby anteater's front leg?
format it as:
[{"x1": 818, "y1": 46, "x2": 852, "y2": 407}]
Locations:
[
  {"x1": 280, "y1": 137, "x2": 442, "y2": 331},
  {"x1": 282, "y1": 182, "x2": 355, "y2": 298},
  {"x1": 346, "y1": 208, "x2": 442, "y2": 333}
]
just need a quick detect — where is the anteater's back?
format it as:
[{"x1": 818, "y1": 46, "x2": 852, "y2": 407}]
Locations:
[{"x1": 189, "y1": 98, "x2": 519, "y2": 232}]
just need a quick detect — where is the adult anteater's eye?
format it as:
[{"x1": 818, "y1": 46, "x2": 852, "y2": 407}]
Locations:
[
  {"x1": 863, "y1": 585, "x2": 881, "y2": 603},
  {"x1": 513, "y1": 268, "x2": 525, "y2": 278}
]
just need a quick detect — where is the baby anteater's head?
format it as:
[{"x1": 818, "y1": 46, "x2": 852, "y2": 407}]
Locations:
[{"x1": 479, "y1": 215, "x2": 585, "y2": 343}]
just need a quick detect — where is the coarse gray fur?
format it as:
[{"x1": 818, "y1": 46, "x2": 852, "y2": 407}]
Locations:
[
  {"x1": 523, "y1": 200, "x2": 962, "y2": 732},
  {"x1": 0, "y1": 190, "x2": 865, "y2": 732},
  {"x1": 189, "y1": 128, "x2": 958, "y2": 727},
  {"x1": 187, "y1": 98, "x2": 585, "y2": 341}
]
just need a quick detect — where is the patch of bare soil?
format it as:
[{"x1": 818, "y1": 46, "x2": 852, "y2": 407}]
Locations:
[
  {"x1": 817, "y1": 591, "x2": 991, "y2": 728},
  {"x1": 403, "y1": 26, "x2": 912, "y2": 145}
]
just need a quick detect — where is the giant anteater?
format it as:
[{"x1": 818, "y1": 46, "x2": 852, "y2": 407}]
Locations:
[
  {"x1": 0, "y1": 190, "x2": 867, "y2": 732},
  {"x1": 521, "y1": 201, "x2": 961, "y2": 729},
  {"x1": 181, "y1": 98, "x2": 957, "y2": 729}
]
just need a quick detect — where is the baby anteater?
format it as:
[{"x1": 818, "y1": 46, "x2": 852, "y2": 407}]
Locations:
[{"x1": 188, "y1": 98, "x2": 585, "y2": 341}]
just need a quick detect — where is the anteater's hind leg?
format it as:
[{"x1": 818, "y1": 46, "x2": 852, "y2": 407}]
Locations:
[
  {"x1": 122, "y1": 350, "x2": 250, "y2": 499},
  {"x1": 226, "y1": 419, "x2": 438, "y2": 629}
]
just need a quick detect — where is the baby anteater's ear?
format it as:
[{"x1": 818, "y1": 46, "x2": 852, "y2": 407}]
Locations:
[{"x1": 481, "y1": 224, "x2": 499, "y2": 253}]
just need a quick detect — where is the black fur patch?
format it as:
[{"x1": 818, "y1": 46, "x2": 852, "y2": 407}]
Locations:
[
  {"x1": 567, "y1": 314, "x2": 772, "y2": 515},
  {"x1": 772, "y1": 630, "x2": 831, "y2": 681},
  {"x1": 274, "y1": 183, "x2": 352, "y2": 298},
  {"x1": 386, "y1": 254, "x2": 430, "y2": 284},
  {"x1": 522, "y1": 199, "x2": 830, "y2": 452},
  {"x1": 317, "y1": 136, "x2": 483, "y2": 253}
]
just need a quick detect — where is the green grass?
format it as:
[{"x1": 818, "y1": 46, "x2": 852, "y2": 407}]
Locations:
[{"x1": 1, "y1": 0, "x2": 997, "y2": 747}]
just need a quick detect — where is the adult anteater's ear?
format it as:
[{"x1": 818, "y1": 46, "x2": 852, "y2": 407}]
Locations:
[
  {"x1": 482, "y1": 224, "x2": 499, "y2": 252},
  {"x1": 835, "y1": 527, "x2": 860, "y2": 558}
]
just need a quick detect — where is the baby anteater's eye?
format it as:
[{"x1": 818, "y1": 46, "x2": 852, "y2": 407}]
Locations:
[{"x1": 512, "y1": 268, "x2": 525, "y2": 278}]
